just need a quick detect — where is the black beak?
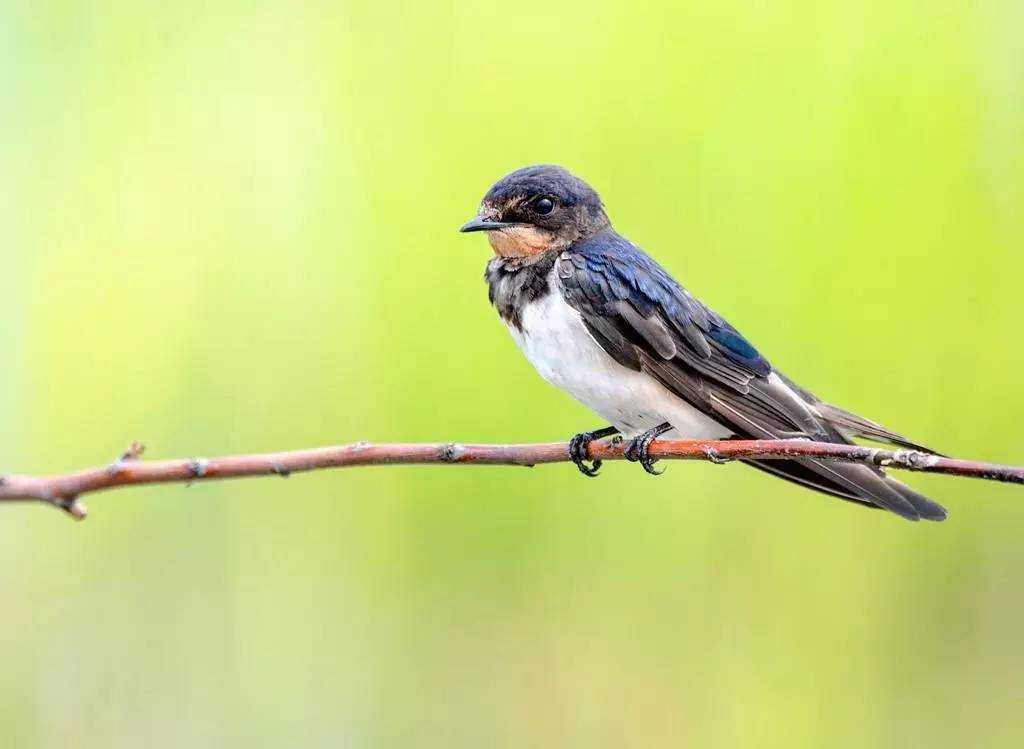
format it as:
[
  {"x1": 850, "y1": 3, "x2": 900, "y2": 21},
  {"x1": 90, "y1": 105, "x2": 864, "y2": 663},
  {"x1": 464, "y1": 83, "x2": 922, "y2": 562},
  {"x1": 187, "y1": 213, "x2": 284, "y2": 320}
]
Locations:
[{"x1": 459, "y1": 216, "x2": 517, "y2": 233}]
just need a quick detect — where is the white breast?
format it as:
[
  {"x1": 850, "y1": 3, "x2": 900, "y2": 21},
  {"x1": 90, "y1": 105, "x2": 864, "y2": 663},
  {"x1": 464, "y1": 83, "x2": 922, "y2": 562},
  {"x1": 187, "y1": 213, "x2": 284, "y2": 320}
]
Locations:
[{"x1": 505, "y1": 271, "x2": 730, "y2": 439}]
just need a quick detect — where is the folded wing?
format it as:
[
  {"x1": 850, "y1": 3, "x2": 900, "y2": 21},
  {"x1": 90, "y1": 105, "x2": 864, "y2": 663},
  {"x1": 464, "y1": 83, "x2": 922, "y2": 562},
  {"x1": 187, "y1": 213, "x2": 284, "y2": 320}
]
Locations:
[{"x1": 557, "y1": 235, "x2": 946, "y2": 521}]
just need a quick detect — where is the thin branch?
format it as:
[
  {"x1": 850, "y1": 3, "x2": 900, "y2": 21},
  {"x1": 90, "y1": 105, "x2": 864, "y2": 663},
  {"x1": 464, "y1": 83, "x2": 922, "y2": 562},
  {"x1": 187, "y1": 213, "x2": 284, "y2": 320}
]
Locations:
[{"x1": 1, "y1": 438, "x2": 1021, "y2": 519}]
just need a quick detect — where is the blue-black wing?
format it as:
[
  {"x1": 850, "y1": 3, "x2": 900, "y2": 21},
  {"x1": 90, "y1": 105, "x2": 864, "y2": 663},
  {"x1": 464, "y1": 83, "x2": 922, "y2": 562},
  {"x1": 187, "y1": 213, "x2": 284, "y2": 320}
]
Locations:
[{"x1": 556, "y1": 231, "x2": 945, "y2": 521}]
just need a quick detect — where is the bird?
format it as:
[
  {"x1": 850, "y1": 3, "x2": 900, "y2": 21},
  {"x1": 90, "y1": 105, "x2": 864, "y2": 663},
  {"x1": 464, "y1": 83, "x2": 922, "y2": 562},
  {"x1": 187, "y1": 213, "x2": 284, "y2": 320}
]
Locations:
[{"x1": 459, "y1": 164, "x2": 947, "y2": 522}]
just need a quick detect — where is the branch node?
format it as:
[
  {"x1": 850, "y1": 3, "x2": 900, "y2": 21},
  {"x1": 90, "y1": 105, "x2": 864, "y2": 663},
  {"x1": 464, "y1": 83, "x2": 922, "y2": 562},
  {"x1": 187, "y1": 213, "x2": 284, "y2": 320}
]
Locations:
[
  {"x1": 107, "y1": 442, "x2": 146, "y2": 475},
  {"x1": 189, "y1": 458, "x2": 209, "y2": 478},
  {"x1": 704, "y1": 447, "x2": 731, "y2": 465},
  {"x1": 439, "y1": 443, "x2": 465, "y2": 463},
  {"x1": 271, "y1": 462, "x2": 291, "y2": 478},
  {"x1": 120, "y1": 441, "x2": 146, "y2": 461},
  {"x1": 890, "y1": 449, "x2": 931, "y2": 469},
  {"x1": 56, "y1": 496, "x2": 87, "y2": 520}
]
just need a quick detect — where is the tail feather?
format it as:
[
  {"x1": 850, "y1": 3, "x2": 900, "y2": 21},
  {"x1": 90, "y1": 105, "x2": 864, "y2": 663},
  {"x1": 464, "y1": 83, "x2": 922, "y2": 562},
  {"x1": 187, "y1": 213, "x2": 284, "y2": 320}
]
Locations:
[
  {"x1": 744, "y1": 457, "x2": 947, "y2": 522},
  {"x1": 703, "y1": 373, "x2": 946, "y2": 520},
  {"x1": 816, "y1": 402, "x2": 943, "y2": 455}
]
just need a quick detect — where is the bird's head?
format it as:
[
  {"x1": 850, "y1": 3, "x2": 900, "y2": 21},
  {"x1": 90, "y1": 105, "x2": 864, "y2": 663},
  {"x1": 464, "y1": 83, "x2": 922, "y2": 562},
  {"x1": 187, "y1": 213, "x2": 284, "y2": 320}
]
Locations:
[{"x1": 460, "y1": 165, "x2": 609, "y2": 257}]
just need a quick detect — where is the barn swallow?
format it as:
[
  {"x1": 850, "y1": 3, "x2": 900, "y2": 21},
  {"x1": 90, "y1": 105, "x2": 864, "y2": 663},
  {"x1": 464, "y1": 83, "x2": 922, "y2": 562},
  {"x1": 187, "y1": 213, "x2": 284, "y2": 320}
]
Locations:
[{"x1": 460, "y1": 165, "x2": 946, "y2": 522}]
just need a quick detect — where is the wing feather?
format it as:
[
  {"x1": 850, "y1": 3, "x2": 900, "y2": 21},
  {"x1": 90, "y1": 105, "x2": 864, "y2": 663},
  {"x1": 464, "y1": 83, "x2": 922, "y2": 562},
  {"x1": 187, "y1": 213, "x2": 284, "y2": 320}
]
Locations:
[{"x1": 556, "y1": 234, "x2": 946, "y2": 521}]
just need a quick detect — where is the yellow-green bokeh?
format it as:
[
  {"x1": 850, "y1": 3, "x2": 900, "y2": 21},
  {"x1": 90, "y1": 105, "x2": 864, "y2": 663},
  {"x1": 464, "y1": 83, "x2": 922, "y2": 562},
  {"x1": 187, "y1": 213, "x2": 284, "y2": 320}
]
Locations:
[{"x1": 2, "y1": 2, "x2": 1023, "y2": 746}]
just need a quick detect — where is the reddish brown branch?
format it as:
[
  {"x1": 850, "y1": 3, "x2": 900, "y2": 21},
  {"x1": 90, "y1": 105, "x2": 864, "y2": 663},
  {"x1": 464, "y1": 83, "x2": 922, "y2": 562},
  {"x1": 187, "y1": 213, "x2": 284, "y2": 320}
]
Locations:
[
  {"x1": 0, "y1": 436, "x2": 1019, "y2": 518},
  {"x1": 1, "y1": 438, "x2": 1021, "y2": 519}
]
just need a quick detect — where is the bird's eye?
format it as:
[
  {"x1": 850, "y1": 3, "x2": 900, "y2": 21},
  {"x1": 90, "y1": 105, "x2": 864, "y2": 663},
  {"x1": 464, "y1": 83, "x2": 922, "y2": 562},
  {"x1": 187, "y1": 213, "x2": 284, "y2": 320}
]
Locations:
[{"x1": 533, "y1": 197, "x2": 555, "y2": 215}]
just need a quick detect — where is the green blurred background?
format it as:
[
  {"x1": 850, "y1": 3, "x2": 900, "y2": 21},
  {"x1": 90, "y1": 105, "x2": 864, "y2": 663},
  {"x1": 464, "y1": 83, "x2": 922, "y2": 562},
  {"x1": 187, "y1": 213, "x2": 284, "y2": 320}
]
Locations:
[{"x1": 2, "y1": 1, "x2": 1023, "y2": 746}]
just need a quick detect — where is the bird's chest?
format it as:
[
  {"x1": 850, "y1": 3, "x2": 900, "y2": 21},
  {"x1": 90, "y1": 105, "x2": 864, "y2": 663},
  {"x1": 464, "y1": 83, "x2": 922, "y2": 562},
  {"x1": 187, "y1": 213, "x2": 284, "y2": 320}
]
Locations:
[
  {"x1": 492, "y1": 266, "x2": 729, "y2": 439},
  {"x1": 506, "y1": 287, "x2": 608, "y2": 394},
  {"x1": 501, "y1": 280, "x2": 669, "y2": 435}
]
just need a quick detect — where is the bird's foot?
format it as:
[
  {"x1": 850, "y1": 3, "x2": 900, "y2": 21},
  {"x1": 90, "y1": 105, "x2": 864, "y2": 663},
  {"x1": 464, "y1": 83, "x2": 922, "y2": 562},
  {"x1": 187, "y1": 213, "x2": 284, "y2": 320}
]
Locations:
[
  {"x1": 568, "y1": 426, "x2": 619, "y2": 477},
  {"x1": 624, "y1": 423, "x2": 673, "y2": 475}
]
